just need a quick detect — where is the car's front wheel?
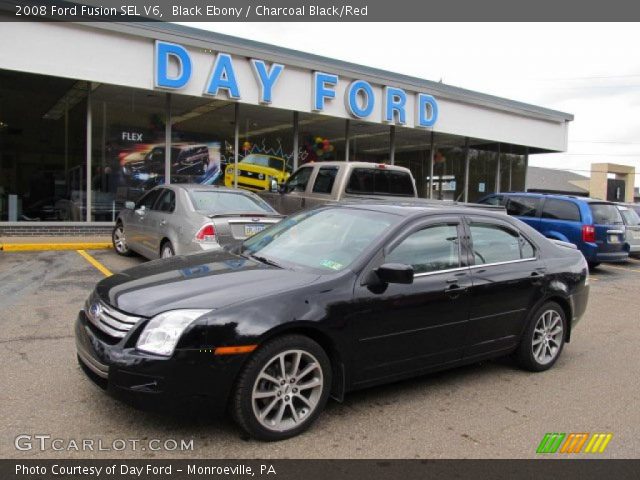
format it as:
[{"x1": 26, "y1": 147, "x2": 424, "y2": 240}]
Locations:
[
  {"x1": 516, "y1": 301, "x2": 566, "y2": 372},
  {"x1": 231, "y1": 335, "x2": 331, "y2": 441},
  {"x1": 112, "y1": 223, "x2": 133, "y2": 256}
]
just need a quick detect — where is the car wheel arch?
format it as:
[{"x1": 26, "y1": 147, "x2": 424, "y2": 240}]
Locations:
[
  {"x1": 521, "y1": 295, "x2": 573, "y2": 344},
  {"x1": 254, "y1": 325, "x2": 346, "y2": 402}
]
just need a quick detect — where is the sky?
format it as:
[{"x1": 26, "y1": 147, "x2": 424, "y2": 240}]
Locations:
[{"x1": 181, "y1": 22, "x2": 640, "y2": 177}]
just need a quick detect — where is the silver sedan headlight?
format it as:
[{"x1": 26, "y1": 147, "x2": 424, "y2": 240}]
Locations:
[{"x1": 136, "y1": 309, "x2": 210, "y2": 356}]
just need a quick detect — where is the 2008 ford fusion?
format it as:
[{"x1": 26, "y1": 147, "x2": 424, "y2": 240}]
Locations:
[{"x1": 76, "y1": 202, "x2": 589, "y2": 441}]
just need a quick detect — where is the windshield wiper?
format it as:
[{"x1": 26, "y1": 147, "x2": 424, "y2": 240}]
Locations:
[{"x1": 250, "y1": 254, "x2": 283, "y2": 268}]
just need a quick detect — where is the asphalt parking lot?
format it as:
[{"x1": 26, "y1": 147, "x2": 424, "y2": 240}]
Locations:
[{"x1": 1, "y1": 248, "x2": 639, "y2": 459}]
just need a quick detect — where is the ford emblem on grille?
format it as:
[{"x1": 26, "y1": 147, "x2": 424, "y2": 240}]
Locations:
[{"x1": 89, "y1": 302, "x2": 102, "y2": 320}]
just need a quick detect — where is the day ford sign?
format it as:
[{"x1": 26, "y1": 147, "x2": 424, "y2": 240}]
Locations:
[{"x1": 154, "y1": 40, "x2": 438, "y2": 128}]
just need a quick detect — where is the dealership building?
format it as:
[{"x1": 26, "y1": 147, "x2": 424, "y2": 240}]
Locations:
[{"x1": 0, "y1": 19, "x2": 573, "y2": 236}]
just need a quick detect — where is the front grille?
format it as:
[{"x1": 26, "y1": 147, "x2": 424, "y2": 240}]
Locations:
[{"x1": 86, "y1": 300, "x2": 141, "y2": 339}]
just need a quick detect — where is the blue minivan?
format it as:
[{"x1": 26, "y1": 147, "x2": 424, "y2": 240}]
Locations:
[{"x1": 478, "y1": 192, "x2": 628, "y2": 268}]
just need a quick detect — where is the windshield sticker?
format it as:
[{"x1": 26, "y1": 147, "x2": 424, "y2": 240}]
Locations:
[{"x1": 320, "y1": 259, "x2": 343, "y2": 270}]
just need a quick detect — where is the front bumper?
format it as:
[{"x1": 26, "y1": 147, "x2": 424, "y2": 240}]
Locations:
[{"x1": 75, "y1": 311, "x2": 244, "y2": 413}]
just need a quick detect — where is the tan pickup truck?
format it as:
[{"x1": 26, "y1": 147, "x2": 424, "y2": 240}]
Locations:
[{"x1": 258, "y1": 161, "x2": 418, "y2": 215}]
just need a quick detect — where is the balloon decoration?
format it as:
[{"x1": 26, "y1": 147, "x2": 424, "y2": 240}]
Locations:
[
  {"x1": 242, "y1": 141, "x2": 252, "y2": 152},
  {"x1": 303, "y1": 135, "x2": 335, "y2": 162}
]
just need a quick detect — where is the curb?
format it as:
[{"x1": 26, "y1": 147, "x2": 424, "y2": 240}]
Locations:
[{"x1": 0, "y1": 242, "x2": 112, "y2": 252}]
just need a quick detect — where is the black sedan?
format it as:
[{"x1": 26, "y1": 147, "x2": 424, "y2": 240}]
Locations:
[{"x1": 76, "y1": 203, "x2": 589, "y2": 441}]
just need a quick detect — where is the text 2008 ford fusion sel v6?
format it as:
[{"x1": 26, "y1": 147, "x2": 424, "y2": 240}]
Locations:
[{"x1": 75, "y1": 202, "x2": 589, "y2": 441}]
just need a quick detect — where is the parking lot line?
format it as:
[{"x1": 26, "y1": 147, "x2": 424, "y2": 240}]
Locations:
[
  {"x1": 76, "y1": 250, "x2": 113, "y2": 277},
  {"x1": 602, "y1": 264, "x2": 640, "y2": 274}
]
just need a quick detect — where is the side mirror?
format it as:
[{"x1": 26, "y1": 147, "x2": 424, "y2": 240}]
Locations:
[
  {"x1": 125, "y1": 201, "x2": 135, "y2": 210},
  {"x1": 270, "y1": 178, "x2": 279, "y2": 193},
  {"x1": 135, "y1": 205, "x2": 146, "y2": 215},
  {"x1": 375, "y1": 263, "x2": 414, "y2": 284}
]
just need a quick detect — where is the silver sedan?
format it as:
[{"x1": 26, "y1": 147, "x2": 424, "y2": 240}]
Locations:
[{"x1": 112, "y1": 184, "x2": 283, "y2": 260}]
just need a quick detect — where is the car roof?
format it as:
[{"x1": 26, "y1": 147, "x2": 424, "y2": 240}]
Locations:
[
  {"x1": 493, "y1": 192, "x2": 616, "y2": 204},
  {"x1": 328, "y1": 198, "x2": 507, "y2": 218},
  {"x1": 299, "y1": 161, "x2": 411, "y2": 172},
  {"x1": 161, "y1": 184, "x2": 256, "y2": 195}
]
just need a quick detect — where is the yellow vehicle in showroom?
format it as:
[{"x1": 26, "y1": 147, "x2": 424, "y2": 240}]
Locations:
[{"x1": 224, "y1": 154, "x2": 291, "y2": 191}]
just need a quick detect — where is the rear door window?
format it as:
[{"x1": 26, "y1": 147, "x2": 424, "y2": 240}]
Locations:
[
  {"x1": 346, "y1": 168, "x2": 414, "y2": 196},
  {"x1": 506, "y1": 196, "x2": 540, "y2": 217},
  {"x1": 469, "y1": 223, "x2": 530, "y2": 264},
  {"x1": 312, "y1": 167, "x2": 339, "y2": 194},
  {"x1": 590, "y1": 203, "x2": 624, "y2": 226},
  {"x1": 541, "y1": 199, "x2": 581, "y2": 222}
]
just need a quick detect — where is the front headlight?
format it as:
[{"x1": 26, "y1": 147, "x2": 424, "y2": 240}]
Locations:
[
  {"x1": 227, "y1": 167, "x2": 234, "y2": 175},
  {"x1": 136, "y1": 309, "x2": 210, "y2": 356}
]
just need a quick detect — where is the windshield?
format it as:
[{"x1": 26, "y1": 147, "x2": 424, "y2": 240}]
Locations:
[
  {"x1": 619, "y1": 207, "x2": 640, "y2": 226},
  {"x1": 240, "y1": 154, "x2": 284, "y2": 170},
  {"x1": 189, "y1": 191, "x2": 275, "y2": 214},
  {"x1": 242, "y1": 208, "x2": 399, "y2": 273},
  {"x1": 590, "y1": 203, "x2": 624, "y2": 225}
]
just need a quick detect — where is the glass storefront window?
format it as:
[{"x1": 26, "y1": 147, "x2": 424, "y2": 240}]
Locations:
[
  {"x1": 171, "y1": 95, "x2": 236, "y2": 186},
  {"x1": 430, "y1": 141, "x2": 467, "y2": 201},
  {"x1": 0, "y1": 70, "x2": 87, "y2": 221},
  {"x1": 349, "y1": 121, "x2": 390, "y2": 163},
  {"x1": 467, "y1": 145, "x2": 498, "y2": 203},
  {"x1": 297, "y1": 112, "x2": 346, "y2": 164},
  {"x1": 393, "y1": 127, "x2": 432, "y2": 197},
  {"x1": 91, "y1": 85, "x2": 168, "y2": 220}
]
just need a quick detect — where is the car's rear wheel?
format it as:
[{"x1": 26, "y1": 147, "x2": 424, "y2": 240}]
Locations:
[
  {"x1": 160, "y1": 240, "x2": 175, "y2": 259},
  {"x1": 516, "y1": 301, "x2": 566, "y2": 372},
  {"x1": 231, "y1": 335, "x2": 331, "y2": 441},
  {"x1": 112, "y1": 223, "x2": 133, "y2": 256}
]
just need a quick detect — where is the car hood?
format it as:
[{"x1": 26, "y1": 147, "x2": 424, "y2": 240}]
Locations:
[
  {"x1": 95, "y1": 250, "x2": 320, "y2": 317},
  {"x1": 234, "y1": 163, "x2": 284, "y2": 176}
]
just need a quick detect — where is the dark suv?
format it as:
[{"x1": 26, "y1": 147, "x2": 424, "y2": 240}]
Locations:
[{"x1": 478, "y1": 192, "x2": 628, "y2": 268}]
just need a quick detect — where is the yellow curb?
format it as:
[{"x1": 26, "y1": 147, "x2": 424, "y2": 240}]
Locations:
[
  {"x1": 77, "y1": 249, "x2": 113, "y2": 277},
  {"x1": 1, "y1": 242, "x2": 112, "y2": 252}
]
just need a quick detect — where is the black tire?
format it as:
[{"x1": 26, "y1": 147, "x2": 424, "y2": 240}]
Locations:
[
  {"x1": 516, "y1": 301, "x2": 567, "y2": 372},
  {"x1": 231, "y1": 334, "x2": 332, "y2": 441},
  {"x1": 588, "y1": 262, "x2": 600, "y2": 269},
  {"x1": 160, "y1": 240, "x2": 175, "y2": 259},
  {"x1": 112, "y1": 222, "x2": 134, "y2": 257}
]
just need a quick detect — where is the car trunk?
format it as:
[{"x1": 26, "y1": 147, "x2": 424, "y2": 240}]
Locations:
[{"x1": 206, "y1": 212, "x2": 282, "y2": 245}]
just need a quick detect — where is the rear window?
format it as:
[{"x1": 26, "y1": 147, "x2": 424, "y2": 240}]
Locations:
[
  {"x1": 590, "y1": 203, "x2": 624, "y2": 225},
  {"x1": 479, "y1": 195, "x2": 505, "y2": 206},
  {"x1": 190, "y1": 191, "x2": 274, "y2": 214},
  {"x1": 541, "y1": 199, "x2": 581, "y2": 222},
  {"x1": 619, "y1": 207, "x2": 640, "y2": 226},
  {"x1": 506, "y1": 196, "x2": 539, "y2": 217},
  {"x1": 346, "y1": 168, "x2": 414, "y2": 196}
]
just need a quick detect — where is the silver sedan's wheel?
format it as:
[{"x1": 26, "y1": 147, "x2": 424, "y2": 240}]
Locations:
[
  {"x1": 112, "y1": 224, "x2": 132, "y2": 256},
  {"x1": 251, "y1": 349, "x2": 323, "y2": 432},
  {"x1": 532, "y1": 310, "x2": 564, "y2": 365},
  {"x1": 161, "y1": 242, "x2": 174, "y2": 258}
]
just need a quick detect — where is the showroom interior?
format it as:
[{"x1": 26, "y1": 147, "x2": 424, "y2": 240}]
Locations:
[{"x1": 0, "y1": 20, "x2": 571, "y2": 233}]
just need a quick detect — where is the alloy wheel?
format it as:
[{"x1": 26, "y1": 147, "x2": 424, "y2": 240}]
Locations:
[
  {"x1": 251, "y1": 349, "x2": 324, "y2": 432},
  {"x1": 113, "y1": 226, "x2": 128, "y2": 253},
  {"x1": 532, "y1": 310, "x2": 563, "y2": 365}
]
